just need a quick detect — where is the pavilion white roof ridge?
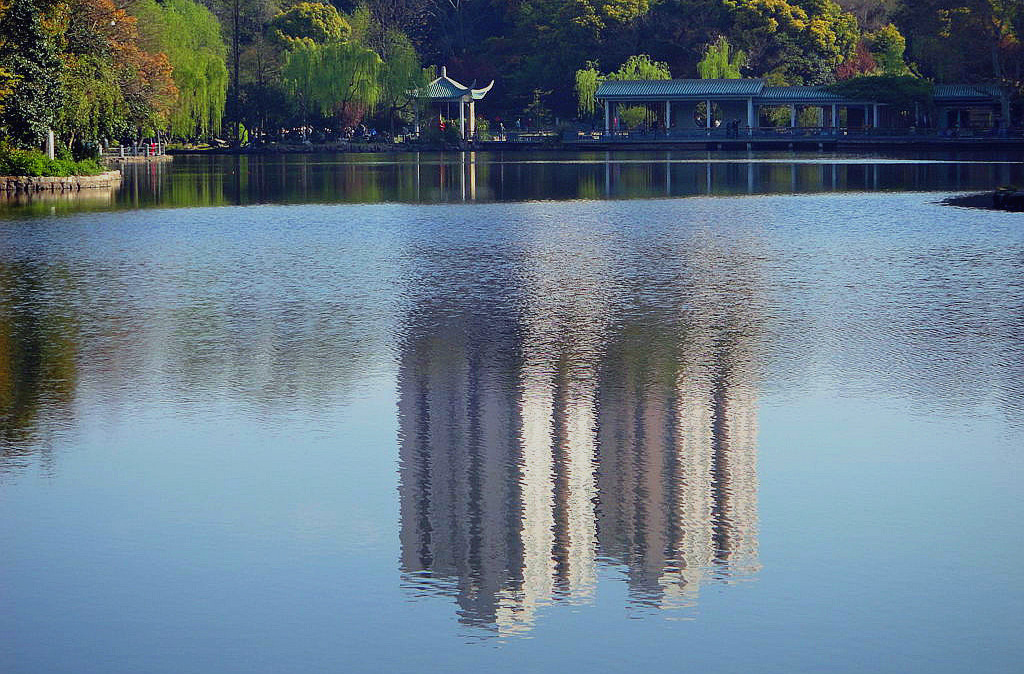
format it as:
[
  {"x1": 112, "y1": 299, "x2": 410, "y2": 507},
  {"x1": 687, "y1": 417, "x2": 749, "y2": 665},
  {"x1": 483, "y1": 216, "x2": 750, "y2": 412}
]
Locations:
[{"x1": 422, "y1": 66, "x2": 494, "y2": 100}]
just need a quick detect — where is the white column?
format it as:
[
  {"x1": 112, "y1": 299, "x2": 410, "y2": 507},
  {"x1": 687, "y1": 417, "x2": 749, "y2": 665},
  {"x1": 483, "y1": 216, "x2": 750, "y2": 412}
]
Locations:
[
  {"x1": 604, "y1": 100, "x2": 610, "y2": 134},
  {"x1": 459, "y1": 98, "x2": 466, "y2": 139},
  {"x1": 790, "y1": 105, "x2": 797, "y2": 128},
  {"x1": 469, "y1": 100, "x2": 476, "y2": 138},
  {"x1": 747, "y1": 98, "x2": 754, "y2": 131},
  {"x1": 706, "y1": 99, "x2": 711, "y2": 130},
  {"x1": 832, "y1": 104, "x2": 838, "y2": 129},
  {"x1": 46, "y1": 129, "x2": 55, "y2": 160},
  {"x1": 665, "y1": 101, "x2": 671, "y2": 130},
  {"x1": 873, "y1": 104, "x2": 880, "y2": 128}
]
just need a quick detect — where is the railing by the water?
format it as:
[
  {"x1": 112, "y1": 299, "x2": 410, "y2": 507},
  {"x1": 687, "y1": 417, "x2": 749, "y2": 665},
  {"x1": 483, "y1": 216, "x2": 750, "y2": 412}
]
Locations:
[
  {"x1": 474, "y1": 131, "x2": 561, "y2": 144},
  {"x1": 101, "y1": 142, "x2": 168, "y2": 158},
  {"x1": 562, "y1": 126, "x2": 1024, "y2": 142}
]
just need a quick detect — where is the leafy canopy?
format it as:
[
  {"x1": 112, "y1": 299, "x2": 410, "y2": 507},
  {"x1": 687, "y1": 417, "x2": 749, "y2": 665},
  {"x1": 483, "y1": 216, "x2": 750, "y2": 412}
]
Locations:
[
  {"x1": 697, "y1": 36, "x2": 747, "y2": 78},
  {"x1": 575, "y1": 55, "x2": 671, "y2": 115}
]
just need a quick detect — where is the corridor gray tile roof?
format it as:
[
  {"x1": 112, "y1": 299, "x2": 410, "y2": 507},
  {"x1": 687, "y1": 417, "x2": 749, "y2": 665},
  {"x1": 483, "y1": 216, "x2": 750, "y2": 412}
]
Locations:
[{"x1": 596, "y1": 79, "x2": 765, "y2": 98}]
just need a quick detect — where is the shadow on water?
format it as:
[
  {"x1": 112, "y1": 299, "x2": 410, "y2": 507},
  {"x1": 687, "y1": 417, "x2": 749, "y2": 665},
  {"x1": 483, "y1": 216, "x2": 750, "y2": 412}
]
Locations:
[
  {"x1": 396, "y1": 232, "x2": 765, "y2": 635},
  {"x1": 4, "y1": 151, "x2": 1024, "y2": 214}
]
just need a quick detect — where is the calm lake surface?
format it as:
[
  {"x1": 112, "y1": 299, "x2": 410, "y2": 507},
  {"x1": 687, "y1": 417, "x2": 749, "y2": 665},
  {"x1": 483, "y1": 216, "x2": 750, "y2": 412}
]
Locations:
[{"x1": 1, "y1": 152, "x2": 1022, "y2": 672}]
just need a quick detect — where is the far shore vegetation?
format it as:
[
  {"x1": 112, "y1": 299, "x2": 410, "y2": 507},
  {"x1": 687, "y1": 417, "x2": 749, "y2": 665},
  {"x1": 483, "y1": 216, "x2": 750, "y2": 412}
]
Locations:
[{"x1": 0, "y1": 0, "x2": 1021, "y2": 157}]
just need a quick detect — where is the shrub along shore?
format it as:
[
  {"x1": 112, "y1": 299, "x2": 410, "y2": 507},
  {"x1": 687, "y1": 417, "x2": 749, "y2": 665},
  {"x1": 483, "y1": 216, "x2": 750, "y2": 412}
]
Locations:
[{"x1": 0, "y1": 145, "x2": 103, "y2": 177}]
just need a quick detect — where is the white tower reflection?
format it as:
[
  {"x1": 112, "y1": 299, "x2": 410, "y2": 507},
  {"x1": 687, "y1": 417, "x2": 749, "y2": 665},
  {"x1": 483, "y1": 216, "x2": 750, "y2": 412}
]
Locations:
[{"x1": 398, "y1": 232, "x2": 764, "y2": 633}]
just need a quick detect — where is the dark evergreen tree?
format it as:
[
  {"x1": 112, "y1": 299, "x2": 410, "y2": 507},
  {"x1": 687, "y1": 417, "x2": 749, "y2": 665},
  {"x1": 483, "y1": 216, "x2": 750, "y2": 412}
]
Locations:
[{"x1": 0, "y1": 0, "x2": 61, "y2": 146}]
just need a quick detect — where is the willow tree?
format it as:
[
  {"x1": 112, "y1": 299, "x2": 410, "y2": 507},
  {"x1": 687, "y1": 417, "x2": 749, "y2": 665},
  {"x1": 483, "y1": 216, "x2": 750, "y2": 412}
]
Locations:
[
  {"x1": 378, "y1": 30, "x2": 426, "y2": 134},
  {"x1": 697, "y1": 36, "x2": 747, "y2": 78},
  {"x1": 133, "y1": 0, "x2": 230, "y2": 138},
  {"x1": 575, "y1": 55, "x2": 671, "y2": 117},
  {"x1": 282, "y1": 39, "x2": 382, "y2": 127}
]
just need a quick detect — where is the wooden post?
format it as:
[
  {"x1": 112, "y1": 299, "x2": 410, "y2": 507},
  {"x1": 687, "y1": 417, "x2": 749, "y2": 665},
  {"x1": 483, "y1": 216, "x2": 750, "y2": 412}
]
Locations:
[
  {"x1": 604, "y1": 100, "x2": 610, "y2": 134},
  {"x1": 459, "y1": 97, "x2": 465, "y2": 139},
  {"x1": 747, "y1": 98, "x2": 754, "y2": 134},
  {"x1": 665, "y1": 101, "x2": 671, "y2": 131},
  {"x1": 790, "y1": 105, "x2": 797, "y2": 128},
  {"x1": 706, "y1": 99, "x2": 712, "y2": 130}
]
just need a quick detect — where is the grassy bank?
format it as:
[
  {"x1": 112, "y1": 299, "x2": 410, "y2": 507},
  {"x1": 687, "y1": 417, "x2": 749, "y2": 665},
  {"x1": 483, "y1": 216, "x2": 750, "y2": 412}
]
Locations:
[{"x1": 0, "y1": 146, "x2": 103, "y2": 177}]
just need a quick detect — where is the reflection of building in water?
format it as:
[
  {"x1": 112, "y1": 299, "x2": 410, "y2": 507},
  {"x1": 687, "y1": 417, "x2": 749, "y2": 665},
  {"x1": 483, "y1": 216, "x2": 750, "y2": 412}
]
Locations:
[
  {"x1": 397, "y1": 303, "x2": 527, "y2": 631},
  {"x1": 398, "y1": 239, "x2": 763, "y2": 633},
  {"x1": 596, "y1": 320, "x2": 760, "y2": 609}
]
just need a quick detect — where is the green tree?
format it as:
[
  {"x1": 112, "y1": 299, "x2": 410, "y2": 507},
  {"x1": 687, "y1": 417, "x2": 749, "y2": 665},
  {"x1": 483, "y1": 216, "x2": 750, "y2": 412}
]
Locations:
[
  {"x1": 827, "y1": 73, "x2": 932, "y2": 107},
  {"x1": 574, "y1": 55, "x2": 670, "y2": 116},
  {"x1": 134, "y1": 0, "x2": 230, "y2": 138},
  {"x1": 0, "y1": 0, "x2": 61, "y2": 146},
  {"x1": 864, "y1": 23, "x2": 908, "y2": 74},
  {"x1": 282, "y1": 39, "x2": 383, "y2": 126},
  {"x1": 724, "y1": 0, "x2": 859, "y2": 84},
  {"x1": 46, "y1": 0, "x2": 178, "y2": 147},
  {"x1": 378, "y1": 29, "x2": 427, "y2": 134},
  {"x1": 697, "y1": 35, "x2": 747, "y2": 77},
  {"x1": 268, "y1": 2, "x2": 351, "y2": 47}
]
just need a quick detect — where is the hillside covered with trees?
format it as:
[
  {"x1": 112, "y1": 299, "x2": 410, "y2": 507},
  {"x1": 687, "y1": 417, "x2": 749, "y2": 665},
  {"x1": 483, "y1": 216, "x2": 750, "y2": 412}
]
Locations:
[{"x1": 0, "y1": 0, "x2": 1021, "y2": 151}]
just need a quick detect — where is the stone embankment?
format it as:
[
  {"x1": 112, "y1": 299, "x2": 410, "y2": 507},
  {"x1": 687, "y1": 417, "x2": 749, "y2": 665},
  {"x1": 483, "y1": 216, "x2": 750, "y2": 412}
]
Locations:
[{"x1": 0, "y1": 171, "x2": 122, "y2": 193}]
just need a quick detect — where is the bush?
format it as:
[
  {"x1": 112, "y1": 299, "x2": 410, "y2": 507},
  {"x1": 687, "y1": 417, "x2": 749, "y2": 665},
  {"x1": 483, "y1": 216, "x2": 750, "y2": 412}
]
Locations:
[{"x1": 0, "y1": 144, "x2": 104, "y2": 176}]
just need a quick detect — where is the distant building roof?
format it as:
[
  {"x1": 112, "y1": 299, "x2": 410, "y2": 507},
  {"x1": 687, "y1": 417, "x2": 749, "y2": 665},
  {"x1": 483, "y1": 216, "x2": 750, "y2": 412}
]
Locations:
[
  {"x1": 596, "y1": 79, "x2": 1002, "y2": 106},
  {"x1": 596, "y1": 79, "x2": 765, "y2": 99},
  {"x1": 933, "y1": 84, "x2": 1001, "y2": 101},
  {"x1": 420, "y1": 66, "x2": 493, "y2": 101},
  {"x1": 757, "y1": 86, "x2": 852, "y2": 103}
]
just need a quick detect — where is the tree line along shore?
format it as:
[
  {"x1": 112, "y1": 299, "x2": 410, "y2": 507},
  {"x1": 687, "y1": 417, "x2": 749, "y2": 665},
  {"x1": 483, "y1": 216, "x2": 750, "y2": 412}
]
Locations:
[{"x1": 0, "y1": 0, "x2": 1021, "y2": 176}]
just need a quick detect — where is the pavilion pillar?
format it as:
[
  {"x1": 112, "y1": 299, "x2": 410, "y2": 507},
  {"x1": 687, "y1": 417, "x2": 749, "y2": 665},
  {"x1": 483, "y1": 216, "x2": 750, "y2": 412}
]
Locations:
[
  {"x1": 832, "y1": 104, "x2": 838, "y2": 130},
  {"x1": 706, "y1": 99, "x2": 712, "y2": 130},
  {"x1": 747, "y1": 98, "x2": 754, "y2": 133},
  {"x1": 873, "y1": 103, "x2": 880, "y2": 128},
  {"x1": 459, "y1": 97, "x2": 466, "y2": 139},
  {"x1": 790, "y1": 105, "x2": 797, "y2": 128},
  {"x1": 604, "y1": 100, "x2": 610, "y2": 134},
  {"x1": 469, "y1": 100, "x2": 476, "y2": 138},
  {"x1": 665, "y1": 101, "x2": 671, "y2": 130}
]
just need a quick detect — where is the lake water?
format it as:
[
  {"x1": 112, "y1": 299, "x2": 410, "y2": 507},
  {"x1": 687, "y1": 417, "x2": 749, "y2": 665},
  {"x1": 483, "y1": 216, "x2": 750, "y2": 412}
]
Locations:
[{"x1": 1, "y1": 152, "x2": 1022, "y2": 673}]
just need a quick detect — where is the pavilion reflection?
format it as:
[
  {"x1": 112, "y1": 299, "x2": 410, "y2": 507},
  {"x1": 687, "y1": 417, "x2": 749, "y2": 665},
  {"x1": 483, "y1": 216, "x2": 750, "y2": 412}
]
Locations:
[{"x1": 397, "y1": 240, "x2": 763, "y2": 634}]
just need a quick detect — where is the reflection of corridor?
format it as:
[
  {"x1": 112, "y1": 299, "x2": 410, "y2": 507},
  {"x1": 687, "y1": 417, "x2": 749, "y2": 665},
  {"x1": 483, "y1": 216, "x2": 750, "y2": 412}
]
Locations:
[{"x1": 397, "y1": 240, "x2": 763, "y2": 633}]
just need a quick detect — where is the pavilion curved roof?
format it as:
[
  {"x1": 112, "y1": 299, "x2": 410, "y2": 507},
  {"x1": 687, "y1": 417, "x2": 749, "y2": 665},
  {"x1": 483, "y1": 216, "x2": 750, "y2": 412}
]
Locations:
[{"x1": 421, "y1": 67, "x2": 494, "y2": 101}]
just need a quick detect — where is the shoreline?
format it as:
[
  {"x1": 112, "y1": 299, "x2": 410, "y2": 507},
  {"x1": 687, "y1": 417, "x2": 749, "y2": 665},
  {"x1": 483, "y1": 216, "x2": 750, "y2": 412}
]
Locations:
[
  {"x1": 164, "y1": 135, "x2": 1024, "y2": 156},
  {"x1": 0, "y1": 170, "x2": 122, "y2": 193}
]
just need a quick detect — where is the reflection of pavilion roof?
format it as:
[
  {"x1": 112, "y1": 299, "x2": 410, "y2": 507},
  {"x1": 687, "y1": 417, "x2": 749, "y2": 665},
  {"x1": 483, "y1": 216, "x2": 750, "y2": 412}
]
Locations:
[{"x1": 420, "y1": 66, "x2": 494, "y2": 101}]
